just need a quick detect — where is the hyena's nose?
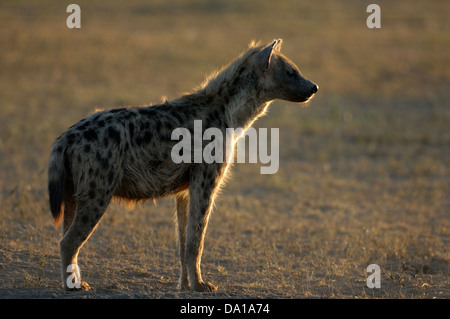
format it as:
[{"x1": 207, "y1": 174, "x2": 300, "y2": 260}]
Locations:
[{"x1": 311, "y1": 84, "x2": 319, "y2": 94}]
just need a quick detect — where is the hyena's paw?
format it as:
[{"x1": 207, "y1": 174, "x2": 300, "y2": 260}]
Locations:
[
  {"x1": 192, "y1": 281, "x2": 217, "y2": 292},
  {"x1": 64, "y1": 281, "x2": 91, "y2": 292}
]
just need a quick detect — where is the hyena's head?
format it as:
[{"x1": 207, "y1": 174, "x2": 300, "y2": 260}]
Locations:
[{"x1": 255, "y1": 39, "x2": 318, "y2": 103}]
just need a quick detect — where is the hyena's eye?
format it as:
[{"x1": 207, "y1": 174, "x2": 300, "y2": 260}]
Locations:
[{"x1": 286, "y1": 69, "x2": 296, "y2": 77}]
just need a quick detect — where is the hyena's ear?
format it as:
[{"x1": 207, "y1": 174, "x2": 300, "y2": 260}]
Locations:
[{"x1": 256, "y1": 39, "x2": 283, "y2": 73}]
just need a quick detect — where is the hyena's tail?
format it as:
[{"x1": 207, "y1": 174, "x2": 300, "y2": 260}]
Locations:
[{"x1": 48, "y1": 138, "x2": 67, "y2": 228}]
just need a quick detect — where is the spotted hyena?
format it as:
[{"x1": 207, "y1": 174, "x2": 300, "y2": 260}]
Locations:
[{"x1": 48, "y1": 39, "x2": 318, "y2": 292}]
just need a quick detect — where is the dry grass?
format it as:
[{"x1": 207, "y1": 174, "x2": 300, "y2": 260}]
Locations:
[{"x1": 0, "y1": 0, "x2": 448, "y2": 298}]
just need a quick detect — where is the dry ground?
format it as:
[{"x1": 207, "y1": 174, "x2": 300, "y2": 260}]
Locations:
[{"x1": 0, "y1": 0, "x2": 449, "y2": 299}]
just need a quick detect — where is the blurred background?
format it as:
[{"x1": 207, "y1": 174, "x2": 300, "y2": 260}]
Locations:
[{"x1": 0, "y1": 0, "x2": 448, "y2": 298}]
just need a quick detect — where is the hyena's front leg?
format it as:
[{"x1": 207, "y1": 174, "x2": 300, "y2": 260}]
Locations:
[
  {"x1": 185, "y1": 167, "x2": 221, "y2": 292},
  {"x1": 175, "y1": 191, "x2": 190, "y2": 290}
]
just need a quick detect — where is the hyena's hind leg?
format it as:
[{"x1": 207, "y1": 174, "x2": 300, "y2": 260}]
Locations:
[
  {"x1": 60, "y1": 191, "x2": 112, "y2": 291},
  {"x1": 175, "y1": 191, "x2": 190, "y2": 290},
  {"x1": 62, "y1": 178, "x2": 76, "y2": 236}
]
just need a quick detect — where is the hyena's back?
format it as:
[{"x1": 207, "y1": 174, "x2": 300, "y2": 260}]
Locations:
[{"x1": 48, "y1": 104, "x2": 192, "y2": 226}]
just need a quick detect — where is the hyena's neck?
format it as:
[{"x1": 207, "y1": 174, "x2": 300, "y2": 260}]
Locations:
[
  {"x1": 196, "y1": 47, "x2": 273, "y2": 131},
  {"x1": 222, "y1": 91, "x2": 272, "y2": 130},
  {"x1": 201, "y1": 74, "x2": 272, "y2": 130}
]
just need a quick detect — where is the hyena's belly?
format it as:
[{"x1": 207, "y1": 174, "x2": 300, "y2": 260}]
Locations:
[{"x1": 114, "y1": 160, "x2": 191, "y2": 200}]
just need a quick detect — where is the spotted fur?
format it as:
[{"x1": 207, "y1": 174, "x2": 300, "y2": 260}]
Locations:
[{"x1": 48, "y1": 39, "x2": 318, "y2": 291}]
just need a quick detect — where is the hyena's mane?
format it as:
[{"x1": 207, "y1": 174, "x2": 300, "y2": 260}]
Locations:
[{"x1": 196, "y1": 40, "x2": 276, "y2": 95}]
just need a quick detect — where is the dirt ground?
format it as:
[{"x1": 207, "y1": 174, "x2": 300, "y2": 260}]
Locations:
[{"x1": 0, "y1": 0, "x2": 448, "y2": 299}]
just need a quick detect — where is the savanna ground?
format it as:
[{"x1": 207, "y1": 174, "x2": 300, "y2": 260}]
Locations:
[{"x1": 0, "y1": 0, "x2": 448, "y2": 299}]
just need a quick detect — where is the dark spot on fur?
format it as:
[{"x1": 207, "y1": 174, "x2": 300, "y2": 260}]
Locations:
[
  {"x1": 110, "y1": 108, "x2": 125, "y2": 114},
  {"x1": 82, "y1": 215, "x2": 89, "y2": 224},
  {"x1": 77, "y1": 121, "x2": 90, "y2": 131},
  {"x1": 108, "y1": 170, "x2": 114, "y2": 184},
  {"x1": 217, "y1": 86, "x2": 224, "y2": 98},
  {"x1": 98, "y1": 120, "x2": 105, "y2": 128},
  {"x1": 66, "y1": 133, "x2": 78, "y2": 143},
  {"x1": 142, "y1": 121, "x2": 150, "y2": 130},
  {"x1": 207, "y1": 169, "x2": 216, "y2": 182},
  {"x1": 155, "y1": 119, "x2": 161, "y2": 132},
  {"x1": 83, "y1": 128, "x2": 97, "y2": 142},
  {"x1": 128, "y1": 123, "x2": 135, "y2": 139},
  {"x1": 213, "y1": 109, "x2": 220, "y2": 120},
  {"x1": 222, "y1": 93, "x2": 230, "y2": 106},
  {"x1": 123, "y1": 112, "x2": 134, "y2": 120},
  {"x1": 88, "y1": 189, "x2": 95, "y2": 200},
  {"x1": 204, "y1": 95, "x2": 213, "y2": 105},
  {"x1": 103, "y1": 115, "x2": 113, "y2": 122},
  {"x1": 136, "y1": 130, "x2": 152, "y2": 145},
  {"x1": 139, "y1": 108, "x2": 156, "y2": 117},
  {"x1": 108, "y1": 126, "x2": 121, "y2": 144},
  {"x1": 237, "y1": 66, "x2": 246, "y2": 77},
  {"x1": 206, "y1": 113, "x2": 215, "y2": 127},
  {"x1": 96, "y1": 151, "x2": 109, "y2": 169},
  {"x1": 230, "y1": 79, "x2": 240, "y2": 96},
  {"x1": 84, "y1": 144, "x2": 91, "y2": 153}
]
